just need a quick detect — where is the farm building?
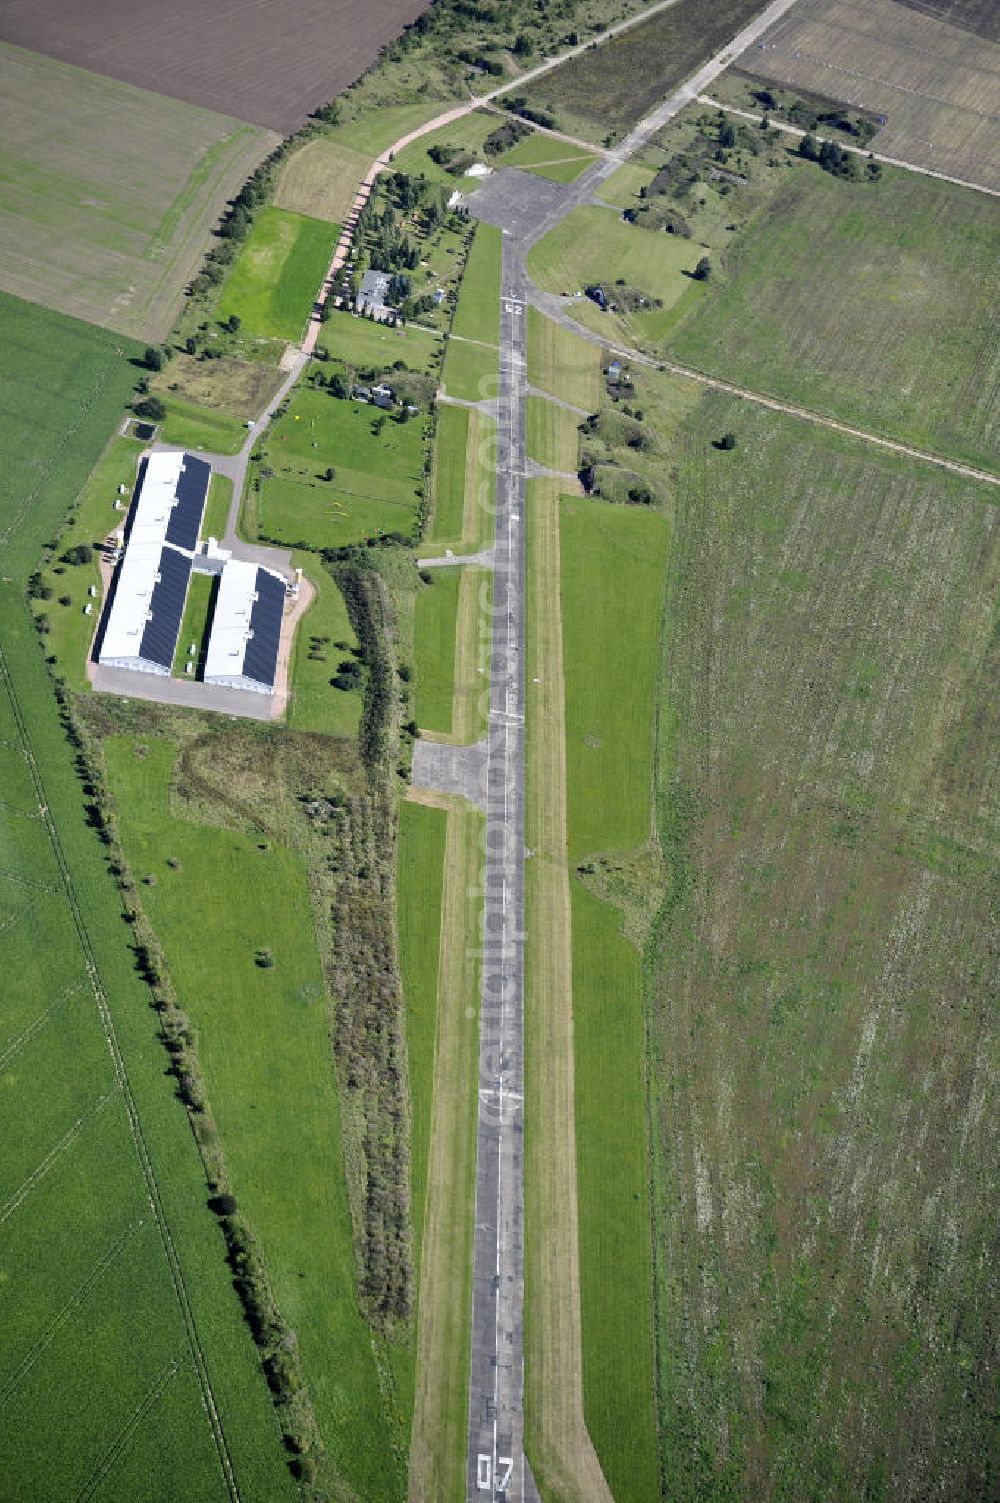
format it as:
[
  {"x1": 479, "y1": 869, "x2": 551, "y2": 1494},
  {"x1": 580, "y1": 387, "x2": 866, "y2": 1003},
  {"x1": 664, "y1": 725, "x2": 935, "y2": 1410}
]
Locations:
[
  {"x1": 99, "y1": 450, "x2": 210, "y2": 675},
  {"x1": 356, "y1": 268, "x2": 392, "y2": 319},
  {"x1": 204, "y1": 560, "x2": 286, "y2": 694}
]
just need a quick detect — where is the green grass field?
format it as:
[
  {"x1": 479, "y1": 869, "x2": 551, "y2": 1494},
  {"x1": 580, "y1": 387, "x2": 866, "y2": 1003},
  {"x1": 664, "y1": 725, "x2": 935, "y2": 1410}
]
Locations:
[
  {"x1": 275, "y1": 135, "x2": 373, "y2": 224},
  {"x1": 559, "y1": 496, "x2": 667, "y2": 1502},
  {"x1": 257, "y1": 382, "x2": 424, "y2": 549},
  {"x1": 649, "y1": 391, "x2": 1000, "y2": 1498},
  {"x1": 527, "y1": 308, "x2": 602, "y2": 413},
  {"x1": 527, "y1": 204, "x2": 701, "y2": 345},
  {"x1": 218, "y1": 206, "x2": 337, "y2": 342},
  {"x1": 429, "y1": 404, "x2": 495, "y2": 551},
  {"x1": 172, "y1": 571, "x2": 215, "y2": 675},
  {"x1": 104, "y1": 735, "x2": 401, "y2": 1502},
  {"x1": 442, "y1": 339, "x2": 499, "y2": 404},
  {"x1": 287, "y1": 560, "x2": 361, "y2": 737},
  {"x1": 452, "y1": 224, "x2": 502, "y2": 347},
  {"x1": 0, "y1": 41, "x2": 276, "y2": 340},
  {"x1": 414, "y1": 570, "x2": 462, "y2": 734},
  {"x1": 527, "y1": 396, "x2": 581, "y2": 475},
  {"x1": 501, "y1": 131, "x2": 597, "y2": 181},
  {"x1": 202, "y1": 472, "x2": 233, "y2": 539},
  {"x1": 430, "y1": 405, "x2": 471, "y2": 542},
  {"x1": 319, "y1": 312, "x2": 441, "y2": 373},
  {"x1": 669, "y1": 162, "x2": 1000, "y2": 467},
  {"x1": 157, "y1": 394, "x2": 249, "y2": 455},
  {"x1": 0, "y1": 290, "x2": 292, "y2": 1501}
]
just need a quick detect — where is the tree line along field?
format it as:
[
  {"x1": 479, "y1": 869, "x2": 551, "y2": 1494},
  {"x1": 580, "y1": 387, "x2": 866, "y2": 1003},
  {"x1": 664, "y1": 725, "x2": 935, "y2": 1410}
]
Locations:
[
  {"x1": 735, "y1": 0, "x2": 1000, "y2": 191},
  {"x1": 0, "y1": 290, "x2": 294, "y2": 1500},
  {"x1": 648, "y1": 390, "x2": 1000, "y2": 1499},
  {"x1": 0, "y1": 41, "x2": 278, "y2": 341},
  {"x1": 0, "y1": 0, "x2": 429, "y2": 134}
]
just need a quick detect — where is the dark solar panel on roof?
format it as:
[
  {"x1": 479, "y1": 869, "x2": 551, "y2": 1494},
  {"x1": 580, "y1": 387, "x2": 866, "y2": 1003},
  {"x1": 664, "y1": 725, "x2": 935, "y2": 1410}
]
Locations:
[
  {"x1": 165, "y1": 453, "x2": 210, "y2": 551},
  {"x1": 139, "y1": 547, "x2": 192, "y2": 668},
  {"x1": 243, "y1": 568, "x2": 284, "y2": 688}
]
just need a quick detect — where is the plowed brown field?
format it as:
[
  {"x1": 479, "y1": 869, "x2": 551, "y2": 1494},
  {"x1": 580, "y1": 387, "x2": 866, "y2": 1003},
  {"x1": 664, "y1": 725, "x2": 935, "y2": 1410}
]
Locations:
[{"x1": 0, "y1": 0, "x2": 429, "y2": 134}]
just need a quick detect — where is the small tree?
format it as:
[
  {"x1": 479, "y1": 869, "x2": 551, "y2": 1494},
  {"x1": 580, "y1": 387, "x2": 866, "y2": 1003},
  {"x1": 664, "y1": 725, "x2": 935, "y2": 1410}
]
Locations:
[
  {"x1": 799, "y1": 133, "x2": 819, "y2": 162},
  {"x1": 323, "y1": 466, "x2": 336, "y2": 482},
  {"x1": 224, "y1": 313, "x2": 241, "y2": 334},
  {"x1": 718, "y1": 432, "x2": 737, "y2": 451},
  {"x1": 693, "y1": 256, "x2": 712, "y2": 282},
  {"x1": 134, "y1": 395, "x2": 166, "y2": 422},
  {"x1": 144, "y1": 345, "x2": 165, "y2": 371}
]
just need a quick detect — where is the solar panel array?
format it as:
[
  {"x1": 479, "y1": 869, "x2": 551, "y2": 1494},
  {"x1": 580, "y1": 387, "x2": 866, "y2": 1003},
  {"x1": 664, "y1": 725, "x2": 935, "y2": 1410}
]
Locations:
[
  {"x1": 165, "y1": 454, "x2": 210, "y2": 551},
  {"x1": 138, "y1": 547, "x2": 192, "y2": 669},
  {"x1": 244, "y1": 567, "x2": 284, "y2": 688}
]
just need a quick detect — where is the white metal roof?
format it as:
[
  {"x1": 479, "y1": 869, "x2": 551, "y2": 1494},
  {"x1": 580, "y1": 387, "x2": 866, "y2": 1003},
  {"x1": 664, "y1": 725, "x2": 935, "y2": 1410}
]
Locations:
[
  {"x1": 203, "y1": 559, "x2": 260, "y2": 679},
  {"x1": 100, "y1": 451, "x2": 186, "y2": 663}
]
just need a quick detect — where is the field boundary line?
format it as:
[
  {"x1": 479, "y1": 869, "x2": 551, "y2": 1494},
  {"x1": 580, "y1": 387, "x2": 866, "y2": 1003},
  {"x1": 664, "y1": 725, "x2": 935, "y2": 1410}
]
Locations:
[
  {"x1": 0, "y1": 1218, "x2": 146, "y2": 1410},
  {"x1": 0, "y1": 984, "x2": 83, "y2": 1074},
  {"x1": 0, "y1": 1093, "x2": 112, "y2": 1230},
  {"x1": 696, "y1": 94, "x2": 1000, "y2": 200},
  {"x1": 73, "y1": 1358, "x2": 183, "y2": 1503},
  {"x1": 0, "y1": 639, "x2": 242, "y2": 1503}
]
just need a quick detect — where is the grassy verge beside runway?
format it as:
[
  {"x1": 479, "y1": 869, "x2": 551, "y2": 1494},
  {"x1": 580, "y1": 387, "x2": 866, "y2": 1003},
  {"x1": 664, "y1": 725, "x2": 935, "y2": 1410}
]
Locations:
[
  {"x1": 527, "y1": 397, "x2": 582, "y2": 477},
  {"x1": 560, "y1": 496, "x2": 667, "y2": 1502},
  {"x1": 429, "y1": 405, "x2": 496, "y2": 553},
  {"x1": 523, "y1": 476, "x2": 612, "y2": 1503},
  {"x1": 526, "y1": 309, "x2": 602, "y2": 413},
  {"x1": 452, "y1": 224, "x2": 502, "y2": 347},
  {"x1": 441, "y1": 338, "x2": 500, "y2": 404},
  {"x1": 414, "y1": 567, "x2": 492, "y2": 743},
  {"x1": 405, "y1": 796, "x2": 483, "y2": 1503}
]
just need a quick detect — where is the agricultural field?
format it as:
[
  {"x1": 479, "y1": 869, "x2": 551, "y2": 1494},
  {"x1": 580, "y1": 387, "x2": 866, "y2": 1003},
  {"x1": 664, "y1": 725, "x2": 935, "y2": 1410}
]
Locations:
[
  {"x1": 254, "y1": 382, "x2": 425, "y2": 551},
  {"x1": 218, "y1": 206, "x2": 338, "y2": 343},
  {"x1": 274, "y1": 136, "x2": 374, "y2": 225},
  {"x1": 0, "y1": 0, "x2": 429, "y2": 133},
  {"x1": 737, "y1": 0, "x2": 1000, "y2": 190},
  {"x1": 650, "y1": 391, "x2": 1000, "y2": 1499},
  {"x1": 517, "y1": 0, "x2": 766, "y2": 144},
  {"x1": 896, "y1": 0, "x2": 999, "y2": 36},
  {"x1": 559, "y1": 497, "x2": 667, "y2": 1503},
  {"x1": 0, "y1": 291, "x2": 292, "y2": 1500},
  {"x1": 668, "y1": 159, "x2": 1000, "y2": 467},
  {"x1": 103, "y1": 734, "x2": 402, "y2": 1502},
  {"x1": 0, "y1": 41, "x2": 277, "y2": 340}
]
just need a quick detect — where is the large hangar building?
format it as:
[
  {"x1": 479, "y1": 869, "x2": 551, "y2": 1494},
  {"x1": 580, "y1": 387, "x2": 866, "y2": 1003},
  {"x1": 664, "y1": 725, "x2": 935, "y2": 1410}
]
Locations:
[
  {"x1": 99, "y1": 450, "x2": 210, "y2": 675},
  {"x1": 204, "y1": 559, "x2": 286, "y2": 694}
]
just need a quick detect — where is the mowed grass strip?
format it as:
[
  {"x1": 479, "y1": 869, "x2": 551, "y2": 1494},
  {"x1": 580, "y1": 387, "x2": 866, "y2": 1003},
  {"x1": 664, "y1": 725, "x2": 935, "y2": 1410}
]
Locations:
[
  {"x1": 452, "y1": 224, "x2": 502, "y2": 347},
  {"x1": 219, "y1": 206, "x2": 338, "y2": 342},
  {"x1": 523, "y1": 476, "x2": 613, "y2": 1503},
  {"x1": 157, "y1": 394, "x2": 248, "y2": 456},
  {"x1": 0, "y1": 41, "x2": 277, "y2": 340},
  {"x1": 527, "y1": 396, "x2": 582, "y2": 476},
  {"x1": 104, "y1": 737, "x2": 400, "y2": 1502},
  {"x1": 442, "y1": 339, "x2": 499, "y2": 404},
  {"x1": 527, "y1": 308, "x2": 602, "y2": 413},
  {"x1": 0, "y1": 291, "x2": 293, "y2": 1500},
  {"x1": 670, "y1": 163, "x2": 1000, "y2": 468},
  {"x1": 559, "y1": 497, "x2": 666, "y2": 1502},
  {"x1": 406, "y1": 798, "x2": 483, "y2": 1503},
  {"x1": 414, "y1": 569, "x2": 462, "y2": 734},
  {"x1": 430, "y1": 405, "x2": 496, "y2": 552}
]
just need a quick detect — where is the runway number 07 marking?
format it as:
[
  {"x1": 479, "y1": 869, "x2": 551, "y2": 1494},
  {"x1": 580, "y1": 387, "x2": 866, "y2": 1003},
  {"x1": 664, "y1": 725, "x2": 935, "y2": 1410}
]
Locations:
[{"x1": 477, "y1": 1456, "x2": 513, "y2": 1493}]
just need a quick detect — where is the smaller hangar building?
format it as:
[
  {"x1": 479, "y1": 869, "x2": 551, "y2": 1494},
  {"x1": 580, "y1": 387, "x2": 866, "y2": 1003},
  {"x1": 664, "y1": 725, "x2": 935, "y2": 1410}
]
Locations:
[{"x1": 204, "y1": 560, "x2": 285, "y2": 694}]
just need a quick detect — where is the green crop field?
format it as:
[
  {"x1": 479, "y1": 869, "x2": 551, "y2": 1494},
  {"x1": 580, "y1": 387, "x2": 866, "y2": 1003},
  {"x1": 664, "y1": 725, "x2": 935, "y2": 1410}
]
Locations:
[
  {"x1": 649, "y1": 391, "x2": 1000, "y2": 1498},
  {"x1": 414, "y1": 569, "x2": 462, "y2": 734},
  {"x1": 0, "y1": 41, "x2": 276, "y2": 340},
  {"x1": 518, "y1": 0, "x2": 765, "y2": 144},
  {"x1": 668, "y1": 162, "x2": 1000, "y2": 467},
  {"x1": 0, "y1": 291, "x2": 292, "y2": 1500},
  {"x1": 452, "y1": 224, "x2": 502, "y2": 347},
  {"x1": 559, "y1": 496, "x2": 667, "y2": 1503},
  {"x1": 256, "y1": 383, "x2": 424, "y2": 550},
  {"x1": 218, "y1": 206, "x2": 337, "y2": 342},
  {"x1": 527, "y1": 204, "x2": 699, "y2": 344},
  {"x1": 104, "y1": 735, "x2": 402, "y2": 1502}
]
